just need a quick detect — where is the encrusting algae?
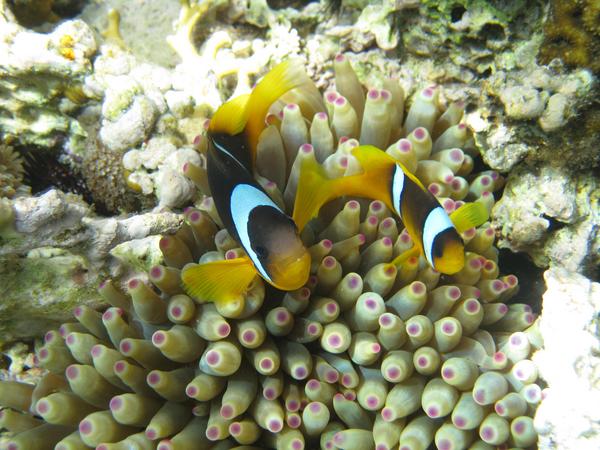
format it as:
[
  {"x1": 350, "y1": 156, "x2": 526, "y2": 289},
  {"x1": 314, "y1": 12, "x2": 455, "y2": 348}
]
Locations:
[
  {"x1": 538, "y1": 0, "x2": 600, "y2": 73},
  {"x1": 0, "y1": 55, "x2": 543, "y2": 450}
]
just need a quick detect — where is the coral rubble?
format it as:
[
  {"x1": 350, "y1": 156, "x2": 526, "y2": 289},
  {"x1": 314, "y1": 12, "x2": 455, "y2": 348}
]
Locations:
[{"x1": 0, "y1": 55, "x2": 544, "y2": 450}]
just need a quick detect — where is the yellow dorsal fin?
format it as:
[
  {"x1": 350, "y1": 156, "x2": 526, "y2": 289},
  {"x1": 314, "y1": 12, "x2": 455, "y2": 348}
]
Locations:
[
  {"x1": 208, "y1": 60, "x2": 313, "y2": 165},
  {"x1": 450, "y1": 202, "x2": 490, "y2": 233},
  {"x1": 245, "y1": 60, "x2": 313, "y2": 162},
  {"x1": 350, "y1": 145, "x2": 396, "y2": 171},
  {"x1": 208, "y1": 93, "x2": 251, "y2": 136},
  {"x1": 181, "y1": 257, "x2": 257, "y2": 304}
]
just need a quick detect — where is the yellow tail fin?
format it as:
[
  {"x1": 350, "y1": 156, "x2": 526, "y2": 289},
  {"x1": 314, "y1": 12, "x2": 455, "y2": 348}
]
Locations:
[
  {"x1": 450, "y1": 202, "x2": 490, "y2": 233},
  {"x1": 292, "y1": 155, "x2": 356, "y2": 232},
  {"x1": 293, "y1": 145, "x2": 398, "y2": 232}
]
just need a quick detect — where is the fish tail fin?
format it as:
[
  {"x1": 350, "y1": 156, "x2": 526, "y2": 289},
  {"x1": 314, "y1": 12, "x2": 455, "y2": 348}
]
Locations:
[
  {"x1": 293, "y1": 145, "x2": 401, "y2": 231},
  {"x1": 245, "y1": 60, "x2": 314, "y2": 159},
  {"x1": 181, "y1": 257, "x2": 257, "y2": 303},
  {"x1": 347, "y1": 145, "x2": 401, "y2": 205},
  {"x1": 293, "y1": 155, "x2": 354, "y2": 232},
  {"x1": 450, "y1": 202, "x2": 490, "y2": 233}
]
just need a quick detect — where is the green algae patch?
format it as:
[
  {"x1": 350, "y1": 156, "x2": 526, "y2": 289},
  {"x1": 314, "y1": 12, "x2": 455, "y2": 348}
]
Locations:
[{"x1": 0, "y1": 248, "x2": 104, "y2": 346}]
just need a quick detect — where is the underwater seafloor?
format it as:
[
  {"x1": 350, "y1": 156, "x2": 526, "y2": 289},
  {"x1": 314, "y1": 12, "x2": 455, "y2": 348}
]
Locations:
[{"x1": 0, "y1": 0, "x2": 598, "y2": 449}]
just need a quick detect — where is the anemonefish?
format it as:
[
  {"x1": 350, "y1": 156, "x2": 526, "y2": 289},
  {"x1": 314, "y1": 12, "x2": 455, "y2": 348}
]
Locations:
[
  {"x1": 293, "y1": 145, "x2": 489, "y2": 275},
  {"x1": 182, "y1": 61, "x2": 315, "y2": 303}
]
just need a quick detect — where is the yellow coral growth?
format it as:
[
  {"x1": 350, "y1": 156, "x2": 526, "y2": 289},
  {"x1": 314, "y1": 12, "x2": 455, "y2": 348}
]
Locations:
[
  {"x1": 539, "y1": 0, "x2": 600, "y2": 72},
  {"x1": 0, "y1": 145, "x2": 25, "y2": 198}
]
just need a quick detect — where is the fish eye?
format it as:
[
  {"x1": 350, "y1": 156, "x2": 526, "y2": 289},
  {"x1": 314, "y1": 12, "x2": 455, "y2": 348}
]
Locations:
[{"x1": 254, "y1": 245, "x2": 269, "y2": 259}]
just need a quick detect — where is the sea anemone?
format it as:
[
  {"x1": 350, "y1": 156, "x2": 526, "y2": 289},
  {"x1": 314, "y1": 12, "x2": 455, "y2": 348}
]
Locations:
[{"x1": 0, "y1": 55, "x2": 542, "y2": 449}]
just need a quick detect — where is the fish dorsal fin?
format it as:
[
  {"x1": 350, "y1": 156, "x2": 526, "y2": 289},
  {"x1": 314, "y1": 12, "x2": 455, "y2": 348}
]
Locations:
[
  {"x1": 181, "y1": 257, "x2": 257, "y2": 304},
  {"x1": 450, "y1": 202, "x2": 490, "y2": 233},
  {"x1": 208, "y1": 94, "x2": 252, "y2": 136},
  {"x1": 245, "y1": 60, "x2": 314, "y2": 163},
  {"x1": 350, "y1": 145, "x2": 395, "y2": 170}
]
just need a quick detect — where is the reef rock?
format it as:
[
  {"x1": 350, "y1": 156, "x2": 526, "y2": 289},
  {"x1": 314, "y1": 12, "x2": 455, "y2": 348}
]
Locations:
[{"x1": 0, "y1": 189, "x2": 183, "y2": 344}]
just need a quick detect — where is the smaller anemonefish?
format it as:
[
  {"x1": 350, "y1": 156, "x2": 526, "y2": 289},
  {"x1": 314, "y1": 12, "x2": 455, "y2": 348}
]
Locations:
[
  {"x1": 182, "y1": 61, "x2": 315, "y2": 304},
  {"x1": 293, "y1": 145, "x2": 489, "y2": 274}
]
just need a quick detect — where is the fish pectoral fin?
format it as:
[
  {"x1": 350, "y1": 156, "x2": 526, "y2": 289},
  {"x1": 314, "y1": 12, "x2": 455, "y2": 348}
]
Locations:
[
  {"x1": 181, "y1": 257, "x2": 257, "y2": 303},
  {"x1": 390, "y1": 245, "x2": 421, "y2": 267},
  {"x1": 450, "y1": 202, "x2": 490, "y2": 233},
  {"x1": 293, "y1": 155, "x2": 350, "y2": 232},
  {"x1": 209, "y1": 94, "x2": 252, "y2": 136}
]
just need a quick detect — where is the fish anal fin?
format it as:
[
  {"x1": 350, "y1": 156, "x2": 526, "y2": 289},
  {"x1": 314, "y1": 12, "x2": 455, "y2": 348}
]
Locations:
[
  {"x1": 390, "y1": 245, "x2": 421, "y2": 267},
  {"x1": 181, "y1": 257, "x2": 257, "y2": 304},
  {"x1": 450, "y1": 202, "x2": 490, "y2": 234},
  {"x1": 209, "y1": 94, "x2": 252, "y2": 136}
]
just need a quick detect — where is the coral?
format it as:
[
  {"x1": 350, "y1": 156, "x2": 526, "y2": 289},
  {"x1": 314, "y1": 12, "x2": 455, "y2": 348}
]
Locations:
[
  {"x1": 327, "y1": 1, "x2": 402, "y2": 52},
  {"x1": 538, "y1": 0, "x2": 600, "y2": 73},
  {"x1": 0, "y1": 0, "x2": 96, "y2": 153},
  {"x1": 475, "y1": 66, "x2": 595, "y2": 171},
  {"x1": 493, "y1": 165, "x2": 599, "y2": 277},
  {"x1": 0, "y1": 56, "x2": 543, "y2": 450},
  {"x1": 399, "y1": 0, "x2": 545, "y2": 75},
  {"x1": 0, "y1": 144, "x2": 25, "y2": 199},
  {"x1": 533, "y1": 268, "x2": 600, "y2": 449},
  {"x1": 122, "y1": 137, "x2": 201, "y2": 210},
  {"x1": 80, "y1": 131, "x2": 151, "y2": 215}
]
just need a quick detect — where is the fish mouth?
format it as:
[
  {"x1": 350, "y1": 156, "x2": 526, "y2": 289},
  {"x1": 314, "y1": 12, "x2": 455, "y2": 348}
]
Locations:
[{"x1": 269, "y1": 250, "x2": 311, "y2": 291}]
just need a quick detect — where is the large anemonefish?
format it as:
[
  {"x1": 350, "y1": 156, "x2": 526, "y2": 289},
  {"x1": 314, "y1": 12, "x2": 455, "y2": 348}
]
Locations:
[
  {"x1": 182, "y1": 61, "x2": 315, "y2": 303},
  {"x1": 292, "y1": 145, "x2": 489, "y2": 275}
]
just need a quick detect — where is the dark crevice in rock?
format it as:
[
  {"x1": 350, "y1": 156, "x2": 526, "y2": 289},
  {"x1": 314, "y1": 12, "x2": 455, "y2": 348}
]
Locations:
[{"x1": 498, "y1": 248, "x2": 545, "y2": 313}]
